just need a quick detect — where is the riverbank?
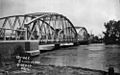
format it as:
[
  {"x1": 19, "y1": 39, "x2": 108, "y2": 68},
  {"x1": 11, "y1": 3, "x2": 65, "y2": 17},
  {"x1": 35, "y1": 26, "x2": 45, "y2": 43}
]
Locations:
[
  {"x1": 1, "y1": 64, "x2": 120, "y2": 75},
  {"x1": 0, "y1": 65, "x2": 107, "y2": 75}
]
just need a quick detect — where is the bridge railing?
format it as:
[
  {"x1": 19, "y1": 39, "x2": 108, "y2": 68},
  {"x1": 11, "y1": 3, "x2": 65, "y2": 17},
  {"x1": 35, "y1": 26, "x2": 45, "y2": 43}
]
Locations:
[{"x1": 0, "y1": 28, "x2": 27, "y2": 40}]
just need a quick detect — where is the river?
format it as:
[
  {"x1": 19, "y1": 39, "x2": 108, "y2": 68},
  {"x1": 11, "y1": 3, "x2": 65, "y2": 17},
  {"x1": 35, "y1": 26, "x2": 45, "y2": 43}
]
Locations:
[{"x1": 35, "y1": 43, "x2": 120, "y2": 73}]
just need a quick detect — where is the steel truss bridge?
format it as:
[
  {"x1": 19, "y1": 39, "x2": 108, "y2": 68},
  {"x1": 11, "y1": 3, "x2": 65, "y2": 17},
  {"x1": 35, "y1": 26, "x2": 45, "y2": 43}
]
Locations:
[{"x1": 0, "y1": 12, "x2": 89, "y2": 45}]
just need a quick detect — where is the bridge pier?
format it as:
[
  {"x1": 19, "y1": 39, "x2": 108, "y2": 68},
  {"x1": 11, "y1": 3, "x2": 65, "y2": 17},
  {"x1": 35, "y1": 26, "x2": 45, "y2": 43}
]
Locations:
[
  {"x1": 54, "y1": 44, "x2": 60, "y2": 49},
  {"x1": 73, "y1": 42, "x2": 79, "y2": 46}
]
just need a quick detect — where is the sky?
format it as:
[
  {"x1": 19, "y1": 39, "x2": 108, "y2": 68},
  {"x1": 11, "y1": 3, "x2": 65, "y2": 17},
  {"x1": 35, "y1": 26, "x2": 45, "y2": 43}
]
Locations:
[{"x1": 0, "y1": 0, "x2": 120, "y2": 36}]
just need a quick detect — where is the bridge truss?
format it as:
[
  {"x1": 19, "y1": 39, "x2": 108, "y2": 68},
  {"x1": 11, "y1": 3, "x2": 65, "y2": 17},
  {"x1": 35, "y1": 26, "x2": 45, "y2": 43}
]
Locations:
[
  {"x1": 75, "y1": 26, "x2": 89, "y2": 41},
  {"x1": 0, "y1": 12, "x2": 89, "y2": 44}
]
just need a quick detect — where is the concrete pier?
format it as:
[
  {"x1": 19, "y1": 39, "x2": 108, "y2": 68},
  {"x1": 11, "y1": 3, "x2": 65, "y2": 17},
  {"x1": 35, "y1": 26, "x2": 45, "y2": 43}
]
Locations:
[{"x1": 54, "y1": 44, "x2": 60, "y2": 49}]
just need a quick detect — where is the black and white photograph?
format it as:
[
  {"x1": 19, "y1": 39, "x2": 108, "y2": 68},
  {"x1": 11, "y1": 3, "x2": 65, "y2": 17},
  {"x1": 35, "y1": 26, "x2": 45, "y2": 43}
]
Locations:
[{"x1": 0, "y1": 0, "x2": 120, "y2": 75}]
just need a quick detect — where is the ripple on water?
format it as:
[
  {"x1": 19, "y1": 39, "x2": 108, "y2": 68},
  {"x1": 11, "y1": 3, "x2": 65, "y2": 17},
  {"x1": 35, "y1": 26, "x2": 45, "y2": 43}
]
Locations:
[{"x1": 87, "y1": 44, "x2": 105, "y2": 51}]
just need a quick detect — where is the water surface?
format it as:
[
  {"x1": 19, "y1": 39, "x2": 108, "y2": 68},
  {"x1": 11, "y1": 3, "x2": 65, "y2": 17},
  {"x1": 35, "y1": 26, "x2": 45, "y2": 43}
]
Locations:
[{"x1": 37, "y1": 44, "x2": 120, "y2": 73}]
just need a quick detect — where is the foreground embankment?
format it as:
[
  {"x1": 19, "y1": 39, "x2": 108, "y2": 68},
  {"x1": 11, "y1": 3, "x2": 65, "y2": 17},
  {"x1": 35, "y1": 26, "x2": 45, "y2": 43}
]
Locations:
[
  {"x1": 0, "y1": 65, "x2": 120, "y2": 75},
  {"x1": 0, "y1": 65, "x2": 105, "y2": 75}
]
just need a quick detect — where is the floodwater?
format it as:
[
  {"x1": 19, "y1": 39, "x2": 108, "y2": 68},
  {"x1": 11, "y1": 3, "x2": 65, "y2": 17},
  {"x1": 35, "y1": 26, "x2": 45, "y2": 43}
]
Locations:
[{"x1": 36, "y1": 44, "x2": 120, "y2": 73}]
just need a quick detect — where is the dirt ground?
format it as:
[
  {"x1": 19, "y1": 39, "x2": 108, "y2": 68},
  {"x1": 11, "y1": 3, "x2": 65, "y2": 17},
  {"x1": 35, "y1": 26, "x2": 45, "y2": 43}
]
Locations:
[{"x1": 0, "y1": 64, "x2": 117, "y2": 75}]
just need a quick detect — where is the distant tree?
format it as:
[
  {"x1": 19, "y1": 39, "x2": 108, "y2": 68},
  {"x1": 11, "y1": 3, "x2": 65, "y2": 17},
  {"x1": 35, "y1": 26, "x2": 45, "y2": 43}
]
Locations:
[
  {"x1": 103, "y1": 20, "x2": 120, "y2": 44},
  {"x1": 89, "y1": 34, "x2": 103, "y2": 43}
]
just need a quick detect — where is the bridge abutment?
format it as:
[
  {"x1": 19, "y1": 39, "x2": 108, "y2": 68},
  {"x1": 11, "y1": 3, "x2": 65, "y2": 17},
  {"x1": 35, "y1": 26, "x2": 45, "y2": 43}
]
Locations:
[{"x1": 0, "y1": 40, "x2": 40, "y2": 67}]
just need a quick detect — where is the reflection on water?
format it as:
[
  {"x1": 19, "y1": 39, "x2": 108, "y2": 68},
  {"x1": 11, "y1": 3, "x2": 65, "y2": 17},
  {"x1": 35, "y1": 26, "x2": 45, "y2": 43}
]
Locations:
[{"x1": 39, "y1": 44, "x2": 120, "y2": 73}]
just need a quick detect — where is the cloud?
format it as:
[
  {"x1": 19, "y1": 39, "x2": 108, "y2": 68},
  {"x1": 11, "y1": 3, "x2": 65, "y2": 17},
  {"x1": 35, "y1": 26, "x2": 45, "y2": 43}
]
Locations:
[{"x1": 0, "y1": 0, "x2": 26, "y2": 17}]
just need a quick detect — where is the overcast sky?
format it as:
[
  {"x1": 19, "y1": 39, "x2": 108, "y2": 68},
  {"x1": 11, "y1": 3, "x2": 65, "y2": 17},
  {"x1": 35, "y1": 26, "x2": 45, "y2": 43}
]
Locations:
[{"x1": 0, "y1": 0, "x2": 120, "y2": 36}]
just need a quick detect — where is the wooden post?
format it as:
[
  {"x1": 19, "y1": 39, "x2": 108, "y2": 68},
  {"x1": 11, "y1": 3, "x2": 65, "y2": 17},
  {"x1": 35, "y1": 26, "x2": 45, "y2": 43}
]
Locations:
[{"x1": 108, "y1": 67, "x2": 114, "y2": 75}]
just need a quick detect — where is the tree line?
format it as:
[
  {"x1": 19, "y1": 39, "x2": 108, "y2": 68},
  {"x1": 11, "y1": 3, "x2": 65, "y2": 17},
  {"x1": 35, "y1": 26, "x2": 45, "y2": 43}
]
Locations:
[{"x1": 103, "y1": 20, "x2": 120, "y2": 44}]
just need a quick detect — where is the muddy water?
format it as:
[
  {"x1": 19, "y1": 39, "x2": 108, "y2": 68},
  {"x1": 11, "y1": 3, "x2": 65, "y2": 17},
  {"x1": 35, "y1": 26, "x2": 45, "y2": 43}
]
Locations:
[{"x1": 37, "y1": 44, "x2": 120, "y2": 73}]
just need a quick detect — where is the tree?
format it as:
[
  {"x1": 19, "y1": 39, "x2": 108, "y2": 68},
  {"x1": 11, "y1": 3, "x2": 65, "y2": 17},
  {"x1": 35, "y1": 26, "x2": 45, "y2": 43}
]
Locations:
[{"x1": 103, "y1": 20, "x2": 120, "y2": 44}]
